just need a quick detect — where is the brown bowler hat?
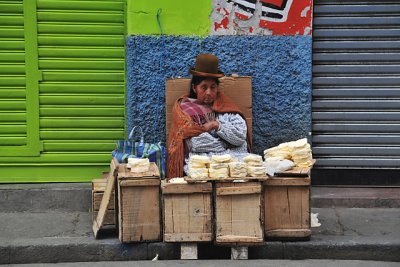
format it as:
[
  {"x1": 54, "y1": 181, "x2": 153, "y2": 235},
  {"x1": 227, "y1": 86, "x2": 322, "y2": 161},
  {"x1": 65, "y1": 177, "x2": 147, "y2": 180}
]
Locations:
[{"x1": 189, "y1": 54, "x2": 224, "y2": 78}]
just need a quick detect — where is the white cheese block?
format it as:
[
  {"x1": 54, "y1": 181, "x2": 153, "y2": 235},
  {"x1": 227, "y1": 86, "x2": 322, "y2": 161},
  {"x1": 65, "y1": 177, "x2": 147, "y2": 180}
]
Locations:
[
  {"x1": 128, "y1": 158, "x2": 150, "y2": 172},
  {"x1": 228, "y1": 162, "x2": 247, "y2": 178},
  {"x1": 209, "y1": 167, "x2": 229, "y2": 179},
  {"x1": 210, "y1": 163, "x2": 229, "y2": 169},
  {"x1": 189, "y1": 162, "x2": 209, "y2": 169},
  {"x1": 243, "y1": 154, "x2": 263, "y2": 164},
  {"x1": 189, "y1": 155, "x2": 210, "y2": 168},
  {"x1": 211, "y1": 154, "x2": 232, "y2": 163},
  {"x1": 247, "y1": 166, "x2": 266, "y2": 177},
  {"x1": 189, "y1": 168, "x2": 209, "y2": 179},
  {"x1": 190, "y1": 155, "x2": 210, "y2": 163},
  {"x1": 246, "y1": 161, "x2": 264, "y2": 167}
]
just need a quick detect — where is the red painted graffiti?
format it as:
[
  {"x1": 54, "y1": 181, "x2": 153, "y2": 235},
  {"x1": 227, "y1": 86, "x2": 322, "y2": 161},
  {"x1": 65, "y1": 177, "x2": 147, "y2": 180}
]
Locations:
[{"x1": 212, "y1": 0, "x2": 313, "y2": 35}]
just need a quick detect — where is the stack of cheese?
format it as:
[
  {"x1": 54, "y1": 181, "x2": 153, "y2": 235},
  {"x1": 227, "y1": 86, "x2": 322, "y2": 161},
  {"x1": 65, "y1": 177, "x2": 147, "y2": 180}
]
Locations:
[
  {"x1": 188, "y1": 155, "x2": 210, "y2": 179},
  {"x1": 128, "y1": 158, "x2": 150, "y2": 173},
  {"x1": 228, "y1": 161, "x2": 247, "y2": 178},
  {"x1": 209, "y1": 155, "x2": 231, "y2": 179},
  {"x1": 289, "y1": 138, "x2": 314, "y2": 167},
  {"x1": 244, "y1": 154, "x2": 266, "y2": 177},
  {"x1": 264, "y1": 138, "x2": 313, "y2": 167}
]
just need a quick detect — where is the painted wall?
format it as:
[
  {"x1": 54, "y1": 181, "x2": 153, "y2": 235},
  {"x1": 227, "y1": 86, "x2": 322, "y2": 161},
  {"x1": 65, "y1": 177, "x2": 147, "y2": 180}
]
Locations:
[
  {"x1": 211, "y1": 0, "x2": 313, "y2": 35},
  {"x1": 126, "y1": 0, "x2": 313, "y2": 155},
  {"x1": 126, "y1": 36, "x2": 311, "y2": 154},
  {"x1": 127, "y1": 0, "x2": 313, "y2": 36},
  {"x1": 127, "y1": 0, "x2": 212, "y2": 36}
]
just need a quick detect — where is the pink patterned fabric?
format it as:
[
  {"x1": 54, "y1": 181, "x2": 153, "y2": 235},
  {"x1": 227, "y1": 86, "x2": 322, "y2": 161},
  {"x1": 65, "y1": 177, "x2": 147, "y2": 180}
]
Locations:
[{"x1": 180, "y1": 97, "x2": 215, "y2": 126}]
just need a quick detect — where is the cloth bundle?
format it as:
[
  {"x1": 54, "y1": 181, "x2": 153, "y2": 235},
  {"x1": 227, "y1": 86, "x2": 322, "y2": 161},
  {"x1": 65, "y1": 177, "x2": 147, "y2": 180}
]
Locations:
[
  {"x1": 112, "y1": 126, "x2": 167, "y2": 178},
  {"x1": 264, "y1": 156, "x2": 295, "y2": 176},
  {"x1": 264, "y1": 138, "x2": 314, "y2": 168}
]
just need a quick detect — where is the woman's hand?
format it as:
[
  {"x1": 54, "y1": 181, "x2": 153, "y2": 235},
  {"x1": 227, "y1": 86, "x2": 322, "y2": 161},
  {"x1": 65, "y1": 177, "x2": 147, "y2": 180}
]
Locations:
[{"x1": 202, "y1": 120, "x2": 220, "y2": 132}]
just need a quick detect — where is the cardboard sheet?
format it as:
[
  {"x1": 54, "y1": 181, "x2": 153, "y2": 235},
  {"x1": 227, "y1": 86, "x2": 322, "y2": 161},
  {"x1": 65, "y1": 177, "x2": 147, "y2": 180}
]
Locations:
[{"x1": 165, "y1": 76, "x2": 252, "y2": 141}]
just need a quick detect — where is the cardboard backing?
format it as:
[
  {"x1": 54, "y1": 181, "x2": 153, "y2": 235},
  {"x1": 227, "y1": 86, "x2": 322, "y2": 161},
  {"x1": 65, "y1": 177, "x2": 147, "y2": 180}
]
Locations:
[{"x1": 165, "y1": 76, "x2": 252, "y2": 142}]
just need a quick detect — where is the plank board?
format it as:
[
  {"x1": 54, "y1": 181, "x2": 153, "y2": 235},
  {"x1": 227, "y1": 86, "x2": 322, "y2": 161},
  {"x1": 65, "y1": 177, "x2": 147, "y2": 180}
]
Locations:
[
  {"x1": 264, "y1": 177, "x2": 310, "y2": 240},
  {"x1": 216, "y1": 185, "x2": 261, "y2": 196},
  {"x1": 93, "y1": 192, "x2": 115, "y2": 210},
  {"x1": 93, "y1": 210, "x2": 115, "y2": 225},
  {"x1": 215, "y1": 182, "x2": 263, "y2": 245},
  {"x1": 264, "y1": 177, "x2": 311, "y2": 186},
  {"x1": 92, "y1": 179, "x2": 107, "y2": 192},
  {"x1": 92, "y1": 158, "x2": 119, "y2": 238},
  {"x1": 118, "y1": 178, "x2": 161, "y2": 243},
  {"x1": 163, "y1": 183, "x2": 212, "y2": 243},
  {"x1": 265, "y1": 229, "x2": 311, "y2": 238},
  {"x1": 162, "y1": 182, "x2": 212, "y2": 194}
]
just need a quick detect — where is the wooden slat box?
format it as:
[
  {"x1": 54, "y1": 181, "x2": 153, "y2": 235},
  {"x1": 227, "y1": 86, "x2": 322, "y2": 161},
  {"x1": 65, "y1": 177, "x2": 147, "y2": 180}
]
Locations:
[
  {"x1": 117, "y1": 163, "x2": 161, "y2": 243},
  {"x1": 215, "y1": 182, "x2": 264, "y2": 245},
  {"x1": 263, "y1": 176, "x2": 311, "y2": 240},
  {"x1": 92, "y1": 178, "x2": 116, "y2": 227},
  {"x1": 162, "y1": 182, "x2": 213, "y2": 243}
]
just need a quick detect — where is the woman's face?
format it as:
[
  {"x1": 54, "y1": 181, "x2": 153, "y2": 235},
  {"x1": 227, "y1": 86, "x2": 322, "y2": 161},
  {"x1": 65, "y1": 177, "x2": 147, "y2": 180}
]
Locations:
[{"x1": 192, "y1": 78, "x2": 218, "y2": 105}]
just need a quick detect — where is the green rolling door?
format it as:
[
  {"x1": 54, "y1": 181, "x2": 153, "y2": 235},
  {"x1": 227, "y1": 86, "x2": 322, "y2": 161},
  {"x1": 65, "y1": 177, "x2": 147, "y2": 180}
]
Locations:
[
  {"x1": 0, "y1": 0, "x2": 126, "y2": 182},
  {"x1": 0, "y1": 1, "x2": 42, "y2": 156}
]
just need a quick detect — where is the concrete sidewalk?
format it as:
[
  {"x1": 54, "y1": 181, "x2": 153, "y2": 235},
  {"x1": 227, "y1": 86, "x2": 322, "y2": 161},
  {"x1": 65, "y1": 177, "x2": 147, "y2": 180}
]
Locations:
[{"x1": 0, "y1": 184, "x2": 399, "y2": 264}]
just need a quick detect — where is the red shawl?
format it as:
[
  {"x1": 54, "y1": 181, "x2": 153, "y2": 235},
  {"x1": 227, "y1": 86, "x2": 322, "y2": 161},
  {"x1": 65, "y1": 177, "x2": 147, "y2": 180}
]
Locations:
[{"x1": 167, "y1": 92, "x2": 251, "y2": 178}]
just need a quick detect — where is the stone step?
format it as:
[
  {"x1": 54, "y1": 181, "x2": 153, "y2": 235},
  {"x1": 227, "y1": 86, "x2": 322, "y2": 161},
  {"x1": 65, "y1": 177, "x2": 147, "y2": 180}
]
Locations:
[
  {"x1": 0, "y1": 183, "x2": 91, "y2": 212},
  {"x1": 1, "y1": 208, "x2": 399, "y2": 263},
  {"x1": 1, "y1": 184, "x2": 400, "y2": 212},
  {"x1": 311, "y1": 187, "x2": 400, "y2": 208}
]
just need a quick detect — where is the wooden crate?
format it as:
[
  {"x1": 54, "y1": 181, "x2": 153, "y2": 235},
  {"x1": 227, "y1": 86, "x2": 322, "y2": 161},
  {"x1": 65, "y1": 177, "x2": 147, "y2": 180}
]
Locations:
[
  {"x1": 215, "y1": 182, "x2": 263, "y2": 245},
  {"x1": 118, "y1": 174, "x2": 161, "y2": 243},
  {"x1": 162, "y1": 182, "x2": 213, "y2": 243},
  {"x1": 263, "y1": 176, "x2": 311, "y2": 240},
  {"x1": 92, "y1": 178, "x2": 116, "y2": 227}
]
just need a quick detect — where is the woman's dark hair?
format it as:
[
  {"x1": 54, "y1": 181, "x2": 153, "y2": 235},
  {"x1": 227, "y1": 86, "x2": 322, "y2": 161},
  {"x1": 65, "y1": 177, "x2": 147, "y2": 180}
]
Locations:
[{"x1": 188, "y1": 76, "x2": 220, "y2": 98}]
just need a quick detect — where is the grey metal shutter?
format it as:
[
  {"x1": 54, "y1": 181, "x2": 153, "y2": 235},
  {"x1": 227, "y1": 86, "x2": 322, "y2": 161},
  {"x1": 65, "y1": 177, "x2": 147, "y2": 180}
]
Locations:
[{"x1": 312, "y1": 0, "x2": 400, "y2": 169}]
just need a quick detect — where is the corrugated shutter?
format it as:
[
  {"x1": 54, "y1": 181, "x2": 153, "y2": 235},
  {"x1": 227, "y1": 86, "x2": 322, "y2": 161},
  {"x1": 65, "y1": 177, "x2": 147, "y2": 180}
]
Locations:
[
  {"x1": 0, "y1": 0, "x2": 42, "y2": 156},
  {"x1": 312, "y1": 0, "x2": 400, "y2": 168},
  {"x1": 0, "y1": 0, "x2": 126, "y2": 182},
  {"x1": 0, "y1": 0, "x2": 26, "y2": 146}
]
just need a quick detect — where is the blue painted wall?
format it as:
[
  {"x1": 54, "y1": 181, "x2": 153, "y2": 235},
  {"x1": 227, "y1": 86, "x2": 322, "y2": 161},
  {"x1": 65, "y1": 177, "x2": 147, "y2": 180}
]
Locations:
[{"x1": 126, "y1": 35, "x2": 312, "y2": 155}]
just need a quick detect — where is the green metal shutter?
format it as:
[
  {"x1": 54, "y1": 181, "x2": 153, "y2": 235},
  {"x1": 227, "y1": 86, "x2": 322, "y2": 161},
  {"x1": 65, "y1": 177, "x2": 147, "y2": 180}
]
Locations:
[
  {"x1": 0, "y1": 0, "x2": 126, "y2": 182},
  {"x1": 0, "y1": 0, "x2": 42, "y2": 156}
]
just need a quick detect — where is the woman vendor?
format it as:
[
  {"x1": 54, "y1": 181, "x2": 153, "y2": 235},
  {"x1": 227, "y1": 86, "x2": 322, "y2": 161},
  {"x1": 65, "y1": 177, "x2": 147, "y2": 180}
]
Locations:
[{"x1": 167, "y1": 54, "x2": 251, "y2": 178}]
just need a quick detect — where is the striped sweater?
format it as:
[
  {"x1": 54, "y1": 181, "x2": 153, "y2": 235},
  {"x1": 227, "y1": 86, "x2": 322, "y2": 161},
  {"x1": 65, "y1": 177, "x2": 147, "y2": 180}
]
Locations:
[{"x1": 184, "y1": 113, "x2": 249, "y2": 174}]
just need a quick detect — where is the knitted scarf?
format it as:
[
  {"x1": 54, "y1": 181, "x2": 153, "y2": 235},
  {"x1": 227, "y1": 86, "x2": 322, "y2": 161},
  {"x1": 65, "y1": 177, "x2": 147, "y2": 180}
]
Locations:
[{"x1": 167, "y1": 91, "x2": 251, "y2": 178}]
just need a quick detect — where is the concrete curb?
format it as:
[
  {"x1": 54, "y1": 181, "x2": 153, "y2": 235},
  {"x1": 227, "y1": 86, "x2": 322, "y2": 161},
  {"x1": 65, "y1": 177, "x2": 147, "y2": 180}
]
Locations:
[
  {"x1": 0, "y1": 183, "x2": 91, "y2": 212},
  {"x1": 1, "y1": 239, "x2": 399, "y2": 264},
  {"x1": 2, "y1": 184, "x2": 400, "y2": 212}
]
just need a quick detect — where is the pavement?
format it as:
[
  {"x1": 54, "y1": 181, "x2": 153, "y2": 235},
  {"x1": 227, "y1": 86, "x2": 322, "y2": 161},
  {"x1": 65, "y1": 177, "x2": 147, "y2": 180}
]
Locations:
[
  {"x1": 6, "y1": 260, "x2": 400, "y2": 267},
  {"x1": 0, "y1": 184, "x2": 399, "y2": 264}
]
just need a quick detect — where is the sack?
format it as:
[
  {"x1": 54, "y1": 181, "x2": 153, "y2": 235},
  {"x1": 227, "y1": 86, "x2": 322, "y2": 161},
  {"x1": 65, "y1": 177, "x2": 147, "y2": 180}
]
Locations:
[{"x1": 112, "y1": 126, "x2": 167, "y2": 179}]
